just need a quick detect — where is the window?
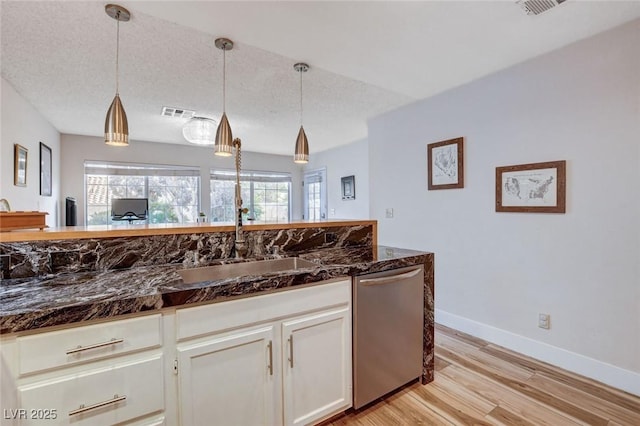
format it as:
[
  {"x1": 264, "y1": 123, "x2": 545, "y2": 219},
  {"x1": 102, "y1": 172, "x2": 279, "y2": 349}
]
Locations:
[
  {"x1": 303, "y1": 168, "x2": 327, "y2": 220},
  {"x1": 210, "y1": 170, "x2": 291, "y2": 222},
  {"x1": 85, "y1": 161, "x2": 200, "y2": 225}
]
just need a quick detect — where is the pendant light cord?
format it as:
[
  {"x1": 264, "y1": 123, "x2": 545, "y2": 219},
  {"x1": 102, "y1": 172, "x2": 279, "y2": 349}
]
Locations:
[
  {"x1": 223, "y1": 46, "x2": 226, "y2": 113},
  {"x1": 115, "y1": 12, "x2": 120, "y2": 95},
  {"x1": 299, "y1": 68, "x2": 303, "y2": 127}
]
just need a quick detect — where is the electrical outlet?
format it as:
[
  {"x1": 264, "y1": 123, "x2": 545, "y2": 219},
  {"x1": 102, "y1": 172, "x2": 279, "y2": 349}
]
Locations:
[
  {"x1": 385, "y1": 208, "x2": 394, "y2": 218},
  {"x1": 330, "y1": 209, "x2": 335, "y2": 217},
  {"x1": 538, "y1": 313, "x2": 550, "y2": 329}
]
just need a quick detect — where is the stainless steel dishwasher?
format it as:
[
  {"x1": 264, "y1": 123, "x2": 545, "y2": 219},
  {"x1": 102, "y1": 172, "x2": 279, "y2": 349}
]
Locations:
[{"x1": 353, "y1": 265, "x2": 424, "y2": 409}]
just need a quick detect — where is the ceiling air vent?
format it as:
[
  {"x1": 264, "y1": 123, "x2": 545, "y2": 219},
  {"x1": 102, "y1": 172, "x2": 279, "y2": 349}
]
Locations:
[
  {"x1": 517, "y1": 0, "x2": 567, "y2": 16},
  {"x1": 161, "y1": 106, "x2": 195, "y2": 119}
]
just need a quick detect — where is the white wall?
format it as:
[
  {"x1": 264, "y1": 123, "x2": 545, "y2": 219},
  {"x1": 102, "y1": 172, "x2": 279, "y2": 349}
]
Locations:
[
  {"x1": 61, "y1": 134, "x2": 303, "y2": 224},
  {"x1": 1, "y1": 78, "x2": 61, "y2": 226},
  {"x1": 369, "y1": 20, "x2": 640, "y2": 394},
  {"x1": 305, "y1": 138, "x2": 370, "y2": 219}
]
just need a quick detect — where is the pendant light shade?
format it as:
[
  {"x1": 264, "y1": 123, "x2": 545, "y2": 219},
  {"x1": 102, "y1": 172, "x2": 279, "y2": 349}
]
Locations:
[
  {"x1": 214, "y1": 38, "x2": 234, "y2": 156},
  {"x1": 104, "y1": 4, "x2": 130, "y2": 147},
  {"x1": 214, "y1": 113, "x2": 233, "y2": 156},
  {"x1": 294, "y1": 126, "x2": 309, "y2": 164},
  {"x1": 105, "y1": 93, "x2": 129, "y2": 146},
  {"x1": 183, "y1": 117, "x2": 217, "y2": 145},
  {"x1": 293, "y1": 63, "x2": 310, "y2": 164}
]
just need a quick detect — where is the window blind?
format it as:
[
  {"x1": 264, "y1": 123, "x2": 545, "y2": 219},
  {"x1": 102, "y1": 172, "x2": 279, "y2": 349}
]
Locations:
[{"x1": 85, "y1": 161, "x2": 200, "y2": 177}]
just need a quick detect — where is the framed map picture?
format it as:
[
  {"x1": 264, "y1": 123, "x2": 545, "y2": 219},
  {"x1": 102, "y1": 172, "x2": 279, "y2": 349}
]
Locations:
[
  {"x1": 427, "y1": 137, "x2": 464, "y2": 190},
  {"x1": 496, "y1": 160, "x2": 566, "y2": 213},
  {"x1": 341, "y1": 175, "x2": 355, "y2": 200}
]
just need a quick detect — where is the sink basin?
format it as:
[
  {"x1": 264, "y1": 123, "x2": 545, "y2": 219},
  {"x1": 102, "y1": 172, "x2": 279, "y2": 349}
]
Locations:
[{"x1": 177, "y1": 257, "x2": 318, "y2": 284}]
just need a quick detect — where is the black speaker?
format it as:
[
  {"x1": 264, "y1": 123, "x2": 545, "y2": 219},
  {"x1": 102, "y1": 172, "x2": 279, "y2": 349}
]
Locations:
[{"x1": 65, "y1": 197, "x2": 77, "y2": 226}]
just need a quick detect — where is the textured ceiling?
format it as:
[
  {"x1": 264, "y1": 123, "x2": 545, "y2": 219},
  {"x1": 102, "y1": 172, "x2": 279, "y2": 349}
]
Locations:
[{"x1": 2, "y1": 1, "x2": 639, "y2": 156}]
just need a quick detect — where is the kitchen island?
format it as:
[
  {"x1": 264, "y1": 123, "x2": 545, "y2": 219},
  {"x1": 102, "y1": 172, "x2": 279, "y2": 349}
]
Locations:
[{"x1": 0, "y1": 220, "x2": 434, "y2": 425}]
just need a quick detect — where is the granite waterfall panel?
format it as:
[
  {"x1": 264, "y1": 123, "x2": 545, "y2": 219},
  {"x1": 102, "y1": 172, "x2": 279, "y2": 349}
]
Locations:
[{"x1": 0, "y1": 225, "x2": 374, "y2": 279}]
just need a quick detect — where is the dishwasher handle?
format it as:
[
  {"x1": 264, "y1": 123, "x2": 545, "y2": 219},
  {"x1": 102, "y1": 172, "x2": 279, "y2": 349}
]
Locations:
[{"x1": 359, "y1": 268, "x2": 422, "y2": 286}]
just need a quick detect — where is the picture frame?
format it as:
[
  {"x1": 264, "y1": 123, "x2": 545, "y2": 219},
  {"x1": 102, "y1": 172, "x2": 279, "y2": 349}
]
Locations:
[
  {"x1": 341, "y1": 175, "x2": 355, "y2": 200},
  {"x1": 427, "y1": 137, "x2": 464, "y2": 190},
  {"x1": 39, "y1": 142, "x2": 52, "y2": 196},
  {"x1": 13, "y1": 144, "x2": 28, "y2": 187},
  {"x1": 496, "y1": 160, "x2": 566, "y2": 213}
]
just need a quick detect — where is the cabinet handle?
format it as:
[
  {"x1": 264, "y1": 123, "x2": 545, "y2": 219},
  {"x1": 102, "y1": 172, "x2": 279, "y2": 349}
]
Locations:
[
  {"x1": 68, "y1": 394, "x2": 126, "y2": 416},
  {"x1": 267, "y1": 340, "x2": 273, "y2": 376},
  {"x1": 288, "y1": 335, "x2": 294, "y2": 368},
  {"x1": 359, "y1": 268, "x2": 421, "y2": 286},
  {"x1": 66, "y1": 338, "x2": 124, "y2": 355}
]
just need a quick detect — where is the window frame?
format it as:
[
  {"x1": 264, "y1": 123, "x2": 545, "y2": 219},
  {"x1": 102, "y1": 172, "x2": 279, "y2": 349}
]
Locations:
[
  {"x1": 210, "y1": 169, "x2": 292, "y2": 223},
  {"x1": 84, "y1": 161, "x2": 201, "y2": 226}
]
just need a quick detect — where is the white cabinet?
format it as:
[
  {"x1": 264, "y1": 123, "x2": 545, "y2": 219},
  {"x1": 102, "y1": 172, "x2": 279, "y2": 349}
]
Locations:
[
  {"x1": 0, "y1": 314, "x2": 165, "y2": 426},
  {"x1": 174, "y1": 278, "x2": 352, "y2": 426},
  {"x1": 1, "y1": 278, "x2": 352, "y2": 426},
  {"x1": 282, "y1": 307, "x2": 351, "y2": 426},
  {"x1": 176, "y1": 325, "x2": 278, "y2": 426}
]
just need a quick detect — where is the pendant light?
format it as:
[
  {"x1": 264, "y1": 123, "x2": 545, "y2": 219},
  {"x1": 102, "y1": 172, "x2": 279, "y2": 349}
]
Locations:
[
  {"x1": 104, "y1": 4, "x2": 130, "y2": 147},
  {"x1": 293, "y1": 63, "x2": 310, "y2": 164},
  {"x1": 214, "y1": 38, "x2": 234, "y2": 157},
  {"x1": 183, "y1": 117, "x2": 217, "y2": 145}
]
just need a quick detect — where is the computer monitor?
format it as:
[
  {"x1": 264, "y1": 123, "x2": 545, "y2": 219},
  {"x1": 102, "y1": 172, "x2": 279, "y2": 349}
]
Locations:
[{"x1": 111, "y1": 198, "x2": 148, "y2": 223}]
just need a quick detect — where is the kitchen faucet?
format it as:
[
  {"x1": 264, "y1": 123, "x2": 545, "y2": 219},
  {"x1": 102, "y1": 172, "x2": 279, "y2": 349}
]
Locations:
[{"x1": 232, "y1": 138, "x2": 249, "y2": 259}]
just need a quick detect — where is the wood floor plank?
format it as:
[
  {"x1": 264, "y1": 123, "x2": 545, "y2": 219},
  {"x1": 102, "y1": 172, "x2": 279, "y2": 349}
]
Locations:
[
  {"x1": 407, "y1": 383, "x2": 495, "y2": 426},
  {"x1": 437, "y1": 333, "x2": 534, "y2": 381},
  {"x1": 438, "y1": 363, "x2": 585, "y2": 426},
  {"x1": 526, "y1": 373, "x2": 640, "y2": 426},
  {"x1": 436, "y1": 346, "x2": 610, "y2": 426},
  {"x1": 485, "y1": 405, "x2": 537, "y2": 426},
  {"x1": 325, "y1": 325, "x2": 640, "y2": 426},
  {"x1": 383, "y1": 386, "x2": 455, "y2": 426},
  {"x1": 434, "y1": 356, "x2": 451, "y2": 371},
  {"x1": 436, "y1": 323, "x2": 489, "y2": 348},
  {"x1": 481, "y1": 343, "x2": 640, "y2": 414},
  {"x1": 431, "y1": 370, "x2": 497, "y2": 415}
]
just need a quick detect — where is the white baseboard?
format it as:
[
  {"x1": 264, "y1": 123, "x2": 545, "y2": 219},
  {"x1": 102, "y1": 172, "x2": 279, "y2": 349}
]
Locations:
[{"x1": 435, "y1": 309, "x2": 640, "y2": 397}]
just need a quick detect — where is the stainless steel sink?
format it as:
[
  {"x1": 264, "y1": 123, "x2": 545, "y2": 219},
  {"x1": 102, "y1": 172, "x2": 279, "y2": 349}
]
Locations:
[{"x1": 177, "y1": 257, "x2": 318, "y2": 284}]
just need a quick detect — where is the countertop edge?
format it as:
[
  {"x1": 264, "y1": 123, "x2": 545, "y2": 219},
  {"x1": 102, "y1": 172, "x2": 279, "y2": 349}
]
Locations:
[
  {"x1": 0, "y1": 220, "x2": 378, "y2": 242},
  {"x1": 0, "y1": 247, "x2": 430, "y2": 335}
]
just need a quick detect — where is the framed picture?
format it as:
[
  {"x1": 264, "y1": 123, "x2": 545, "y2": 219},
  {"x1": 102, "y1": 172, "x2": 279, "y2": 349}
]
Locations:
[
  {"x1": 14, "y1": 144, "x2": 28, "y2": 187},
  {"x1": 341, "y1": 175, "x2": 355, "y2": 200},
  {"x1": 496, "y1": 160, "x2": 566, "y2": 213},
  {"x1": 39, "y1": 142, "x2": 52, "y2": 196},
  {"x1": 427, "y1": 137, "x2": 464, "y2": 190}
]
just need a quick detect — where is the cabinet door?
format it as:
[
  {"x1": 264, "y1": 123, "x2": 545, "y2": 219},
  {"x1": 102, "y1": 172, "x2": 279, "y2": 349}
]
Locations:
[
  {"x1": 282, "y1": 307, "x2": 352, "y2": 426},
  {"x1": 176, "y1": 326, "x2": 278, "y2": 426}
]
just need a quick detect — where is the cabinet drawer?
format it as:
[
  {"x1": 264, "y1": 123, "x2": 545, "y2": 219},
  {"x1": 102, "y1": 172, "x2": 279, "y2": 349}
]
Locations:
[
  {"x1": 176, "y1": 279, "x2": 351, "y2": 340},
  {"x1": 17, "y1": 314, "x2": 161, "y2": 375},
  {"x1": 18, "y1": 355, "x2": 164, "y2": 426}
]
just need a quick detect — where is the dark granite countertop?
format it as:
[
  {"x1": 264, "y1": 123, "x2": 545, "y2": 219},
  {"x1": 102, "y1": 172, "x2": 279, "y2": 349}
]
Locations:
[{"x1": 0, "y1": 246, "x2": 429, "y2": 334}]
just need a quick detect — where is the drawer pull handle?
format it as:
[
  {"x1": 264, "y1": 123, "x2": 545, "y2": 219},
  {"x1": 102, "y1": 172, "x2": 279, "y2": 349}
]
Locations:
[
  {"x1": 66, "y1": 338, "x2": 124, "y2": 355},
  {"x1": 267, "y1": 340, "x2": 273, "y2": 376},
  {"x1": 69, "y1": 394, "x2": 126, "y2": 416}
]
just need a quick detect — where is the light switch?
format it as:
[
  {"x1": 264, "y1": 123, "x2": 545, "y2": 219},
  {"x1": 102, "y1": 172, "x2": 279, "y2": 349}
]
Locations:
[{"x1": 385, "y1": 208, "x2": 394, "y2": 218}]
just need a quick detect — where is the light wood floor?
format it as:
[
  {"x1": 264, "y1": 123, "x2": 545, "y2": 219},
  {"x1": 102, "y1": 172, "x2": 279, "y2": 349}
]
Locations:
[{"x1": 327, "y1": 324, "x2": 640, "y2": 426}]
